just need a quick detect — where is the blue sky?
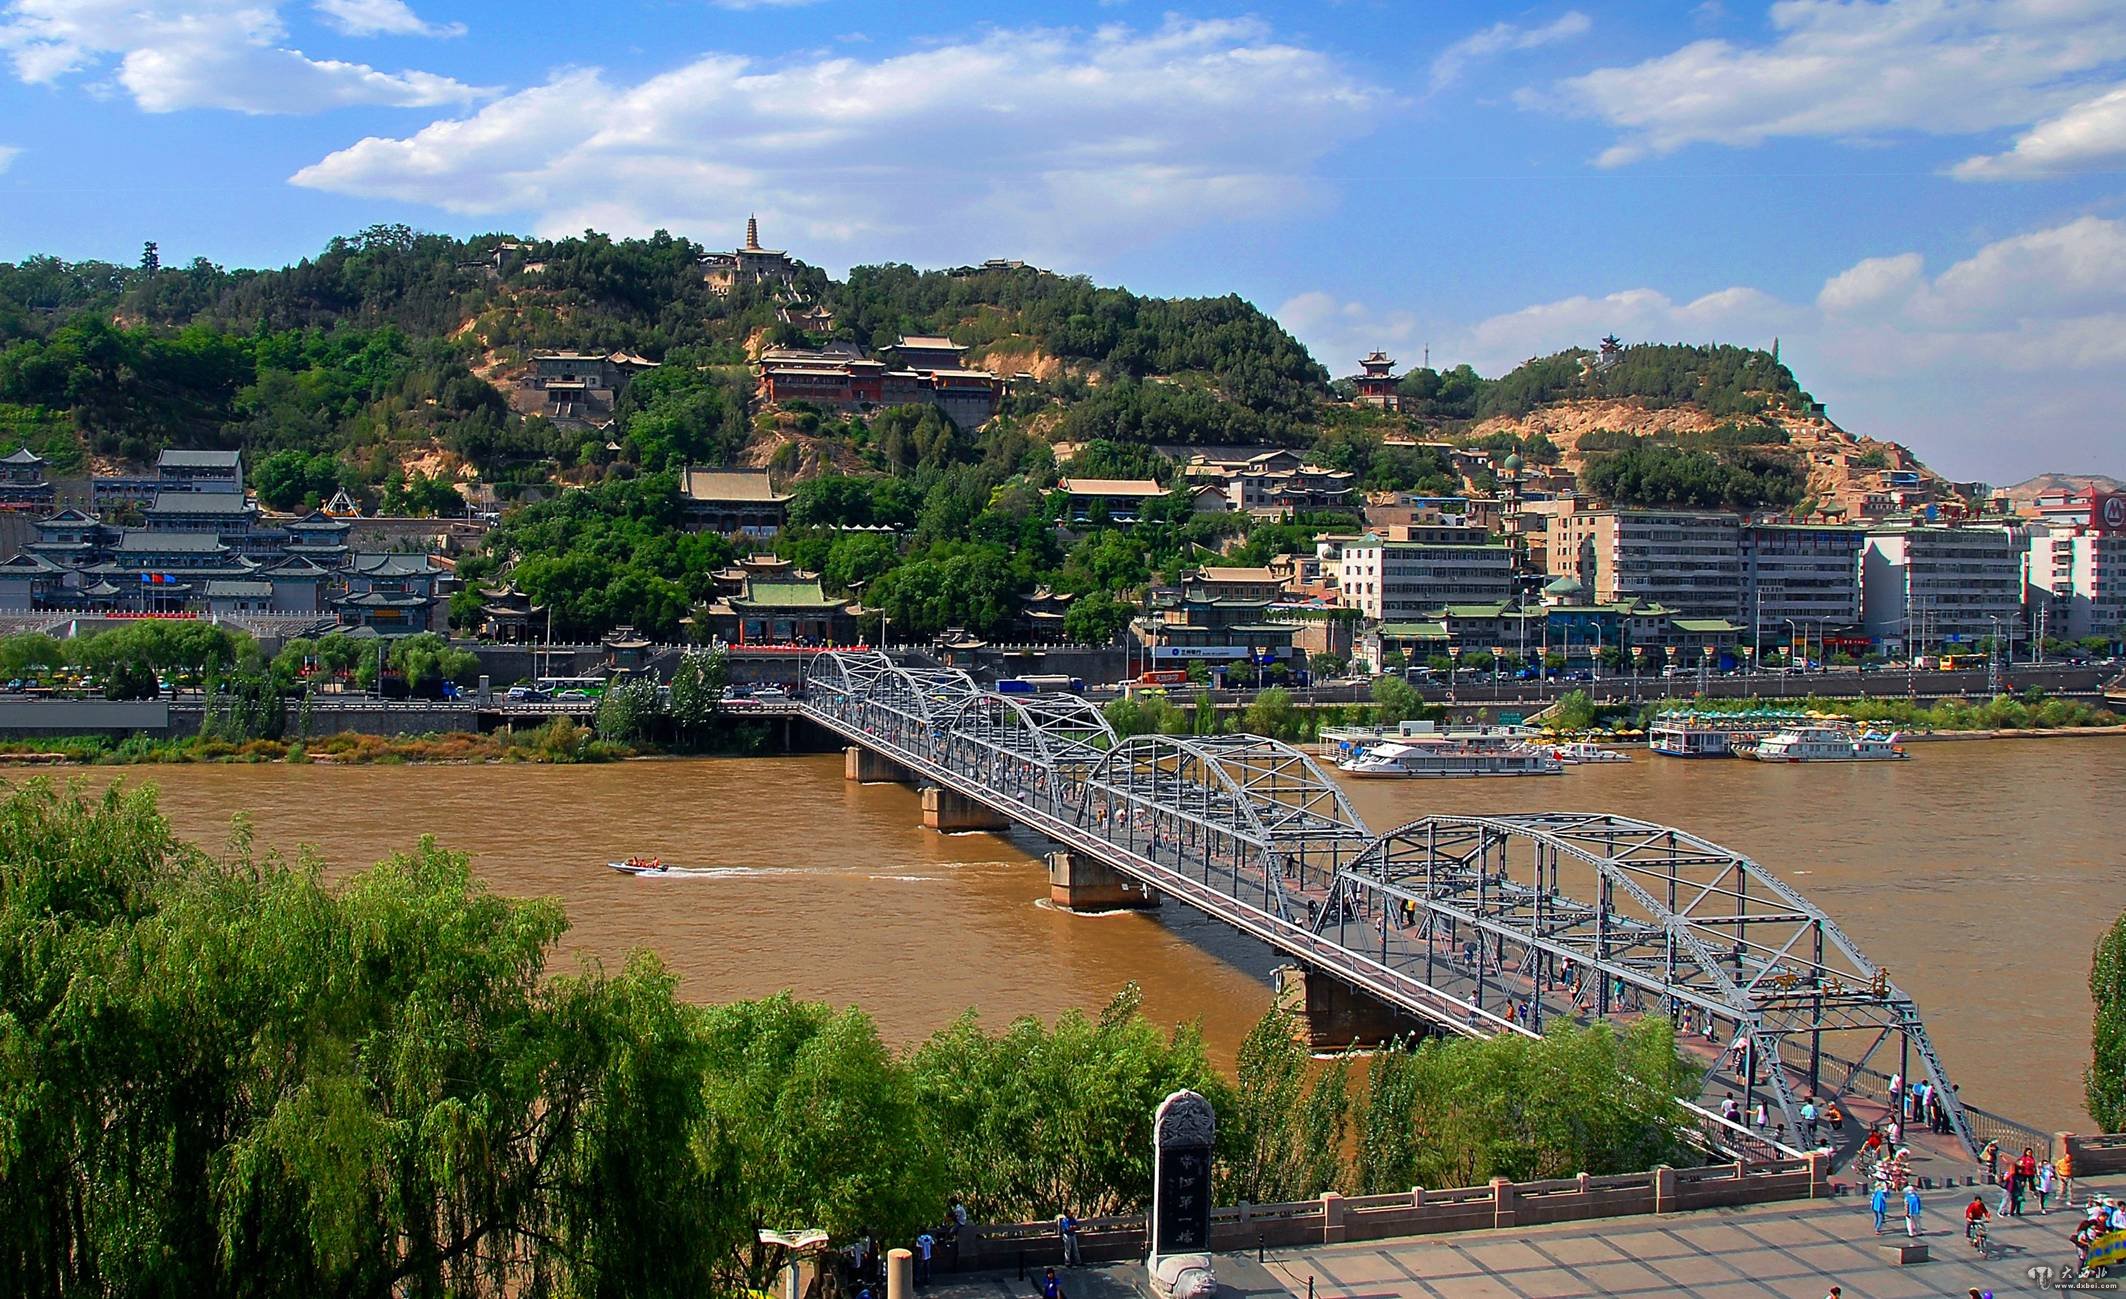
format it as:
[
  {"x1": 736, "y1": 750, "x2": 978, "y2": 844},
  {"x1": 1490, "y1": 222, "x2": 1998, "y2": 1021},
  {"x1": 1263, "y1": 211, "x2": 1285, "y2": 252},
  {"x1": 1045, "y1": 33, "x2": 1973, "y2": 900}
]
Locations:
[{"x1": 2, "y1": 0, "x2": 2123, "y2": 484}]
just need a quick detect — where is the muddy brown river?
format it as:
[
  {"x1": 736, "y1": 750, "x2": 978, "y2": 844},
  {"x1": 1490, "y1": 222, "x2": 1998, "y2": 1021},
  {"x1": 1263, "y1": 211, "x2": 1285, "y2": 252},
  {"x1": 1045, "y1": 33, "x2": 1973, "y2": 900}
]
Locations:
[{"x1": 25, "y1": 734, "x2": 2123, "y2": 1131}]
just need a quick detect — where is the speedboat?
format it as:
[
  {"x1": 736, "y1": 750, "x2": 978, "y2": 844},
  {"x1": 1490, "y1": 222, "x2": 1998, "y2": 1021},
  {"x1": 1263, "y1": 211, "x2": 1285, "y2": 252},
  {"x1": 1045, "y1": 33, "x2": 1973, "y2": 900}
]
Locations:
[
  {"x1": 1750, "y1": 727, "x2": 1908, "y2": 762},
  {"x1": 1550, "y1": 741, "x2": 1628, "y2": 765},
  {"x1": 609, "y1": 856, "x2": 672, "y2": 875}
]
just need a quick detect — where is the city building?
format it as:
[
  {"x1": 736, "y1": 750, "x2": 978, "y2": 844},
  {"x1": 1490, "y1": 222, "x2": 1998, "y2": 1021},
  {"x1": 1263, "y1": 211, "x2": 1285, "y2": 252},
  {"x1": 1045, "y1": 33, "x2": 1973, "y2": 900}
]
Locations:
[
  {"x1": 1336, "y1": 532, "x2": 1516, "y2": 621},
  {"x1": 0, "y1": 447, "x2": 55, "y2": 510},
  {"x1": 1139, "y1": 587, "x2": 1300, "y2": 674},
  {"x1": 1739, "y1": 523, "x2": 1864, "y2": 647},
  {"x1": 524, "y1": 350, "x2": 658, "y2": 428},
  {"x1": 755, "y1": 333, "x2": 1003, "y2": 429},
  {"x1": 1860, "y1": 523, "x2": 2025, "y2": 652},
  {"x1": 1546, "y1": 508, "x2": 1743, "y2": 619},
  {"x1": 1354, "y1": 350, "x2": 1400, "y2": 411},
  {"x1": 1185, "y1": 566, "x2": 1283, "y2": 602},
  {"x1": 2025, "y1": 489, "x2": 2126, "y2": 643},
  {"x1": 693, "y1": 574, "x2": 858, "y2": 645},
  {"x1": 1057, "y1": 478, "x2": 1168, "y2": 525},
  {"x1": 678, "y1": 467, "x2": 791, "y2": 536},
  {"x1": 154, "y1": 448, "x2": 243, "y2": 494},
  {"x1": 0, "y1": 452, "x2": 445, "y2": 631},
  {"x1": 477, "y1": 582, "x2": 546, "y2": 643}
]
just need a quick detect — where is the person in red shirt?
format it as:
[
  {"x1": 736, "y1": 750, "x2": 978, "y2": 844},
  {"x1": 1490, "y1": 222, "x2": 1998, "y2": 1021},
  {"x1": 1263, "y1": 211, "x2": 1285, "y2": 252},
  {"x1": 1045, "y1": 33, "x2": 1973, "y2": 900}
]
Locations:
[{"x1": 1965, "y1": 1195, "x2": 1991, "y2": 1245}]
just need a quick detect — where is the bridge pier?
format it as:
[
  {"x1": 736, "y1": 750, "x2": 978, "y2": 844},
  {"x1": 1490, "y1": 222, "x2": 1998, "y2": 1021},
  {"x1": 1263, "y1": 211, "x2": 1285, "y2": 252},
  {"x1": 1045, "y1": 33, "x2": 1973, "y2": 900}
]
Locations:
[
  {"x1": 1275, "y1": 964, "x2": 1414, "y2": 1052},
  {"x1": 920, "y1": 785, "x2": 1010, "y2": 832},
  {"x1": 844, "y1": 745, "x2": 909, "y2": 783},
  {"x1": 1046, "y1": 851, "x2": 1159, "y2": 913}
]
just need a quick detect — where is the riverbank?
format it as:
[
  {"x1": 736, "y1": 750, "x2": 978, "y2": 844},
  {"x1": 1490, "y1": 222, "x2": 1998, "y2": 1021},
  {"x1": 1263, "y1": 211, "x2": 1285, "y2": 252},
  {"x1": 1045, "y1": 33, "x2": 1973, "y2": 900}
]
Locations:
[{"x1": 0, "y1": 720, "x2": 633, "y2": 765}]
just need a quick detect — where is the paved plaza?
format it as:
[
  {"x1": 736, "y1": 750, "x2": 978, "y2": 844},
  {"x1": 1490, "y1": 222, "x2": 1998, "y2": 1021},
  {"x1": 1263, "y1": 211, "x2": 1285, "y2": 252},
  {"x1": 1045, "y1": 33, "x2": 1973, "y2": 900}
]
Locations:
[{"x1": 927, "y1": 1180, "x2": 2117, "y2": 1298}]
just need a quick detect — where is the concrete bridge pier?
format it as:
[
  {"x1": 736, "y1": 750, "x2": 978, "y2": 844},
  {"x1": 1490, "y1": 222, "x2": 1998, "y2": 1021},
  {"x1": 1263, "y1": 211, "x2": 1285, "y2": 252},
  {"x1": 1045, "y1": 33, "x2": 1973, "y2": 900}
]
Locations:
[
  {"x1": 1046, "y1": 851, "x2": 1160, "y2": 913},
  {"x1": 844, "y1": 745, "x2": 909, "y2": 783},
  {"x1": 1275, "y1": 964, "x2": 1416, "y2": 1052},
  {"x1": 921, "y1": 785, "x2": 1011, "y2": 832}
]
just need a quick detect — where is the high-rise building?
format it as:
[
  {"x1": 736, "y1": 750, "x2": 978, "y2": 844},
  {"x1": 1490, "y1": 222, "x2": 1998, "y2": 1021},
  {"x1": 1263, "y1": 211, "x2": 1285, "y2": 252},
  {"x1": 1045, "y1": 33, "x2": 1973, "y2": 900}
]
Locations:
[
  {"x1": 1859, "y1": 523, "x2": 2024, "y2": 652},
  {"x1": 1739, "y1": 523, "x2": 1863, "y2": 645},
  {"x1": 2025, "y1": 491, "x2": 2126, "y2": 643},
  {"x1": 1337, "y1": 532, "x2": 1515, "y2": 620},
  {"x1": 1545, "y1": 509, "x2": 1742, "y2": 619}
]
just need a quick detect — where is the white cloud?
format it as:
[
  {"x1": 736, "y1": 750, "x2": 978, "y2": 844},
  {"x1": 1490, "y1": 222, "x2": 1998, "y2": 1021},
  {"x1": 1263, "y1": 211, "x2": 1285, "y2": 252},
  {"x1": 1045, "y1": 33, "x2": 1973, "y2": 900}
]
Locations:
[
  {"x1": 1953, "y1": 83, "x2": 2126, "y2": 180},
  {"x1": 1531, "y1": 0, "x2": 2126, "y2": 167},
  {"x1": 0, "y1": 0, "x2": 486, "y2": 112},
  {"x1": 312, "y1": 0, "x2": 463, "y2": 38},
  {"x1": 1367, "y1": 214, "x2": 2126, "y2": 479},
  {"x1": 1428, "y1": 10, "x2": 1590, "y2": 94},
  {"x1": 0, "y1": 144, "x2": 18, "y2": 173},
  {"x1": 291, "y1": 18, "x2": 1388, "y2": 266},
  {"x1": 1275, "y1": 291, "x2": 1422, "y2": 377}
]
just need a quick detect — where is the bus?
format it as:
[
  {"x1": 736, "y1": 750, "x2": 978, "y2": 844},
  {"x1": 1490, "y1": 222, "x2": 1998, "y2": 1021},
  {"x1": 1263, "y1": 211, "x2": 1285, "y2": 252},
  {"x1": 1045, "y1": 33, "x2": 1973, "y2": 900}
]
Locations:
[
  {"x1": 536, "y1": 676, "x2": 609, "y2": 698},
  {"x1": 996, "y1": 675, "x2": 1086, "y2": 695}
]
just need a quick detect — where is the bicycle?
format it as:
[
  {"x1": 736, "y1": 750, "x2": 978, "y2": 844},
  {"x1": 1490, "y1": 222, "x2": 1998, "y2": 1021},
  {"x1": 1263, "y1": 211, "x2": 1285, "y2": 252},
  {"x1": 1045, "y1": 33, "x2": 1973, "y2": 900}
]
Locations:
[{"x1": 1967, "y1": 1218, "x2": 1990, "y2": 1259}]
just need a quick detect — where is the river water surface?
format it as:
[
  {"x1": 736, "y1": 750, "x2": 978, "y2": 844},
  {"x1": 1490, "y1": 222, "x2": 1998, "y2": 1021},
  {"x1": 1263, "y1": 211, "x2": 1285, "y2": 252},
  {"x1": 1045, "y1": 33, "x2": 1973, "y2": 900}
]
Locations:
[{"x1": 31, "y1": 735, "x2": 2124, "y2": 1132}]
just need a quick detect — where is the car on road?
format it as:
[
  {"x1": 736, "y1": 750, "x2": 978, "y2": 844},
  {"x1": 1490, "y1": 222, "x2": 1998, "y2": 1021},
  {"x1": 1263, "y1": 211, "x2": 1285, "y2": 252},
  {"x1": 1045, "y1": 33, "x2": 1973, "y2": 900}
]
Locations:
[
  {"x1": 752, "y1": 686, "x2": 789, "y2": 701},
  {"x1": 505, "y1": 685, "x2": 551, "y2": 702}
]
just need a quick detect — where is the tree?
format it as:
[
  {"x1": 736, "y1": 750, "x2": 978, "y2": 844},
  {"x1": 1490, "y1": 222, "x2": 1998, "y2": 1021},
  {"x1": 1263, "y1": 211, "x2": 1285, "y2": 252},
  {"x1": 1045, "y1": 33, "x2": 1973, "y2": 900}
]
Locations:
[
  {"x1": 1063, "y1": 590, "x2": 1135, "y2": 645},
  {"x1": 1370, "y1": 675, "x2": 1421, "y2": 724},
  {"x1": 666, "y1": 647, "x2": 728, "y2": 741},
  {"x1": 2091, "y1": 909, "x2": 2126, "y2": 1130},
  {"x1": 1219, "y1": 1003, "x2": 1348, "y2": 1203},
  {"x1": 1242, "y1": 686, "x2": 1302, "y2": 741},
  {"x1": 698, "y1": 995, "x2": 944, "y2": 1292},
  {"x1": 594, "y1": 679, "x2": 660, "y2": 743}
]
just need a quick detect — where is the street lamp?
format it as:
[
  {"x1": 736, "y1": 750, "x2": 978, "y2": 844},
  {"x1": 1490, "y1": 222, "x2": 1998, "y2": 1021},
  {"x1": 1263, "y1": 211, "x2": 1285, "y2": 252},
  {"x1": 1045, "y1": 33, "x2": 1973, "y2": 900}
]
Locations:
[{"x1": 1448, "y1": 644, "x2": 1462, "y2": 704}]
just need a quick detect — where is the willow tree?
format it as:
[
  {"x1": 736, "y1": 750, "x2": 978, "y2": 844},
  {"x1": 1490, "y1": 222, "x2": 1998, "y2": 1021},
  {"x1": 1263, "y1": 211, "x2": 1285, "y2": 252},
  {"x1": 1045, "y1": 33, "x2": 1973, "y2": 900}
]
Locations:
[
  {"x1": 0, "y1": 780, "x2": 735, "y2": 1299},
  {"x1": 2089, "y1": 910, "x2": 2126, "y2": 1130}
]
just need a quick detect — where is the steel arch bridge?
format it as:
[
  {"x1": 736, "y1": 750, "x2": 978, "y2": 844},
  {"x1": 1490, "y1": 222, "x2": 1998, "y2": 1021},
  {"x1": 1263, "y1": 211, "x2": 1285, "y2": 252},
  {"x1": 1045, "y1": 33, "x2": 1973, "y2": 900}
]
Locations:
[{"x1": 799, "y1": 650, "x2": 1979, "y2": 1157}]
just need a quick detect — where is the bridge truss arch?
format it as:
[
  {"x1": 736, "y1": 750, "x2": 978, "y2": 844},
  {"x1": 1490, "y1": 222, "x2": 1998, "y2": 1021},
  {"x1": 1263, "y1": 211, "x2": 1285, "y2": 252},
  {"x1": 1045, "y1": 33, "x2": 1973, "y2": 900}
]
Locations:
[
  {"x1": 798, "y1": 650, "x2": 1987, "y2": 1159},
  {"x1": 1323, "y1": 813, "x2": 1972, "y2": 1154}
]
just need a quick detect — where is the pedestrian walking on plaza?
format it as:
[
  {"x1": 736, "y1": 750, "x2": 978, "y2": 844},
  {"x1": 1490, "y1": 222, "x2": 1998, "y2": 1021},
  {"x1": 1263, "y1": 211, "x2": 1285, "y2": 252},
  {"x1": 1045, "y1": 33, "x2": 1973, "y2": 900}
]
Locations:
[
  {"x1": 1039, "y1": 1265, "x2": 1066, "y2": 1299},
  {"x1": 915, "y1": 1230, "x2": 934, "y2": 1287},
  {"x1": 1889, "y1": 1071, "x2": 1903, "y2": 1111},
  {"x1": 1872, "y1": 1184, "x2": 1890, "y2": 1234},
  {"x1": 1905, "y1": 1184, "x2": 1924, "y2": 1237},
  {"x1": 2019, "y1": 1147, "x2": 2040, "y2": 1186},
  {"x1": 1722, "y1": 1094, "x2": 1740, "y2": 1123},
  {"x1": 1056, "y1": 1211, "x2": 1081, "y2": 1267},
  {"x1": 1753, "y1": 1101, "x2": 1768, "y2": 1131},
  {"x1": 1826, "y1": 1099, "x2": 1845, "y2": 1132},
  {"x1": 2037, "y1": 1157, "x2": 2057, "y2": 1213},
  {"x1": 1887, "y1": 1118, "x2": 1901, "y2": 1148}
]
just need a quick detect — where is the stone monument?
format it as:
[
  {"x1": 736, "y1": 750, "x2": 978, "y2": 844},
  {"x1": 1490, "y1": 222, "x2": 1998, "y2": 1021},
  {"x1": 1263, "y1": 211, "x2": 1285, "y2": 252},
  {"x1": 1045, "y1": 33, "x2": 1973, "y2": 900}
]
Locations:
[{"x1": 1149, "y1": 1089, "x2": 1217, "y2": 1299}]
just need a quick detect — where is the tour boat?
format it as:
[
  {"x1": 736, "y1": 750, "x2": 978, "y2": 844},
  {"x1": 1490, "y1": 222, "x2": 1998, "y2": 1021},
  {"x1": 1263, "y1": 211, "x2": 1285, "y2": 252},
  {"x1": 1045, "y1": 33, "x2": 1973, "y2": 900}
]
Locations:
[
  {"x1": 1336, "y1": 736, "x2": 1564, "y2": 779},
  {"x1": 1750, "y1": 727, "x2": 1908, "y2": 763},
  {"x1": 608, "y1": 856, "x2": 671, "y2": 875},
  {"x1": 1648, "y1": 710, "x2": 1813, "y2": 758},
  {"x1": 1549, "y1": 741, "x2": 1629, "y2": 765}
]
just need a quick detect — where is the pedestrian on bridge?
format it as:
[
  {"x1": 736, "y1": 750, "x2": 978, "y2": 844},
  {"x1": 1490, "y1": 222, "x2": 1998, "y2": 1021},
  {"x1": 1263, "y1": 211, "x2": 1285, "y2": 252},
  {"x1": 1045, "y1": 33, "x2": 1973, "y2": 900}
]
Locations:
[
  {"x1": 2037, "y1": 1157, "x2": 2057, "y2": 1213},
  {"x1": 1056, "y1": 1211, "x2": 1081, "y2": 1267}
]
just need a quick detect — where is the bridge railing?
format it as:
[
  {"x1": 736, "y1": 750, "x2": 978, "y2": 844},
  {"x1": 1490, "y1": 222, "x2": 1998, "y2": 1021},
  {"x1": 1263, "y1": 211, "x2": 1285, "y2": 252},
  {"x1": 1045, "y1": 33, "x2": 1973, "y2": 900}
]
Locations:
[{"x1": 950, "y1": 1156, "x2": 1826, "y2": 1270}]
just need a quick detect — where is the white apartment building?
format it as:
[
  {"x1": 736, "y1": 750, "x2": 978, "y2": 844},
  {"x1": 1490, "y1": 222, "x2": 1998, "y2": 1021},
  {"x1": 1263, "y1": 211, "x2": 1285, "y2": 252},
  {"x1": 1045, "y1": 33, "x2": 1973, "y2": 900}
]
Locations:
[
  {"x1": 1740, "y1": 523, "x2": 1864, "y2": 643},
  {"x1": 1337, "y1": 534, "x2": 1515, "y2": 620},
  {"x1": 2027, "y1": 521, "x2": 2126, "y2": 643},
  {"x1": 1859, "y1": 523, "x2": 2024, "y2": 651},
  {"x1": 1546, "y1": 509, "x2": 1743, "y2": 619}
]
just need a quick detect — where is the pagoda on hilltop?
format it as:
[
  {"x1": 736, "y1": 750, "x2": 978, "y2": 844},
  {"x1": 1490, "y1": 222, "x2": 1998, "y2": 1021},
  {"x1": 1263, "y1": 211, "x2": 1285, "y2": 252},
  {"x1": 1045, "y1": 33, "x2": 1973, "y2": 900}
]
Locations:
[
  {"x1": 700, "y1": 215, "x2": 797, "y2": 295},
  {"x1": 1355, "y1": 350, "x2": 1401, "y2": 411}
]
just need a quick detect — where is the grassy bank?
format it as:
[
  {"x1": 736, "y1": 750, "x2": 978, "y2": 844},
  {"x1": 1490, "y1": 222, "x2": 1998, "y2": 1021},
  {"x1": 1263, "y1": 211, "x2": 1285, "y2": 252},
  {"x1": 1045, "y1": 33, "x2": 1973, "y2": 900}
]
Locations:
[
  {"x1": 0, "y1": 718, "x2": 633, "y2": 766},
  {"x1": 1660, "y1": 691, "x2": 2118, "y2": 732}
]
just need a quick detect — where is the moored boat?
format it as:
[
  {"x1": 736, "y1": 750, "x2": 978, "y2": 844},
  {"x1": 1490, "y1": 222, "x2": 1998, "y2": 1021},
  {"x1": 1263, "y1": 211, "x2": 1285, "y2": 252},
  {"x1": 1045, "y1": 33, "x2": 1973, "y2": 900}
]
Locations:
[
  {"x1": 1337, "y1": 736, "x2": 1564, "y2": 779},
  {"x1": 1750, "y1": 727, "x2": 1908, "y2": 762},
  {"x1": 1550, "y1": 741, "x2": 1629, "y2": 765}
]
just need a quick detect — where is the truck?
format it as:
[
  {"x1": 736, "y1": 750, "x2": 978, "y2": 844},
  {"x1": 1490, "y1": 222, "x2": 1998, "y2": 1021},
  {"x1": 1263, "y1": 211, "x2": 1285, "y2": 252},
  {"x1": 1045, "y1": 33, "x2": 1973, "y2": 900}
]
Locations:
[{"x1": 1137, "y1": 669, "x2": 1188, "y2": 686}]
